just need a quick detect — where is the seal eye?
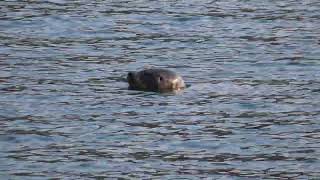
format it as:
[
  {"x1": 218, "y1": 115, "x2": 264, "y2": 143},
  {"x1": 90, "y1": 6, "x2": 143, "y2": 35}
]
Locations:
[{"x1": 159, "y1": 76, "x2": 163, "y2": 81}]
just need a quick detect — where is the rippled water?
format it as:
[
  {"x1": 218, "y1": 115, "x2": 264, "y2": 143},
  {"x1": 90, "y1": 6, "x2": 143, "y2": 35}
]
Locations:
[{"x1": 1, "y1": 0, "x2": 320, "y2": 179}]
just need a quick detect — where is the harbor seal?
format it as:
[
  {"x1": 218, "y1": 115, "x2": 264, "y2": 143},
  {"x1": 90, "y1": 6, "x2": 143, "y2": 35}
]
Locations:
[{"x1": 127, "y1": 68, "x2": 185, "y2": 92}]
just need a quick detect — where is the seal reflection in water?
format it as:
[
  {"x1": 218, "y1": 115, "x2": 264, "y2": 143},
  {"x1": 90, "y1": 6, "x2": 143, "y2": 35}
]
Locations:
[{"x1": 127, "y1": 68, "x2": 185, "y2": 92}]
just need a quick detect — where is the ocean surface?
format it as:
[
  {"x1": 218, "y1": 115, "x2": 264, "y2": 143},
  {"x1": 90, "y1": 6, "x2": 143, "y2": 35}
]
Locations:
[{"x1": 1, "y1": 0, "x2": 320, "y2": 179}]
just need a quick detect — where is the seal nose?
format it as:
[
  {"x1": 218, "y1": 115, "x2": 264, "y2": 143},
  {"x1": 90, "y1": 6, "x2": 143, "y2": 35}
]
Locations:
[{"x1": 172, "y1": 76, "x2": 185, "y2": 90}]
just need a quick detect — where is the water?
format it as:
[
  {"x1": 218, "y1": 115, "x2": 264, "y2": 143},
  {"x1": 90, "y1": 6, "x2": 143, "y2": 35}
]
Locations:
[{"x1": 1, "y1": 0, "x2": 320, "y2": 179}]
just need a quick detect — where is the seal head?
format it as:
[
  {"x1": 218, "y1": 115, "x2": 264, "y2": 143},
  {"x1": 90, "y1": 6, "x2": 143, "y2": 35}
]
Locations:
[{"x1": 127, "y1": 68, "x2": 185, "y2": 92}]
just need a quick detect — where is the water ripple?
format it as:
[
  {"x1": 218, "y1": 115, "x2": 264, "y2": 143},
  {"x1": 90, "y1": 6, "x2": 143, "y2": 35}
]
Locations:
[{"x1": 1, "y1": 0, "x2": 320, "y2": 179}]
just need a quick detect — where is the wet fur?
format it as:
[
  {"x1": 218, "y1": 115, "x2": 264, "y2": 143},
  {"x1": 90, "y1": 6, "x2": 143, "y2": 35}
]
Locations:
[{"x1": 127, "y1": 69, "x2": 185, "y2": 92}]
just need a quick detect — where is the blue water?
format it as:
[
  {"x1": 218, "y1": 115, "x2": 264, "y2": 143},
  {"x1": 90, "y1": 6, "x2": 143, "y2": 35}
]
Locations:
[{"x1": 1, "y1": 0, "x2": 320, "y2": 179}]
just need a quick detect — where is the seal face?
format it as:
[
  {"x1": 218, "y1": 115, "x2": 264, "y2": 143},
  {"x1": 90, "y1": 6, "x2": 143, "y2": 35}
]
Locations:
[{"x1": 127, "y1": 68, "x2": 185, "y2": 92}]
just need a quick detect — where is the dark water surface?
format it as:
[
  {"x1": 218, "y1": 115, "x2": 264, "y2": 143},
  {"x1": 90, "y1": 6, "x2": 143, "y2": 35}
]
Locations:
[{"x1": 1, "y1": 0, "x2": 320, "y2": 179}]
